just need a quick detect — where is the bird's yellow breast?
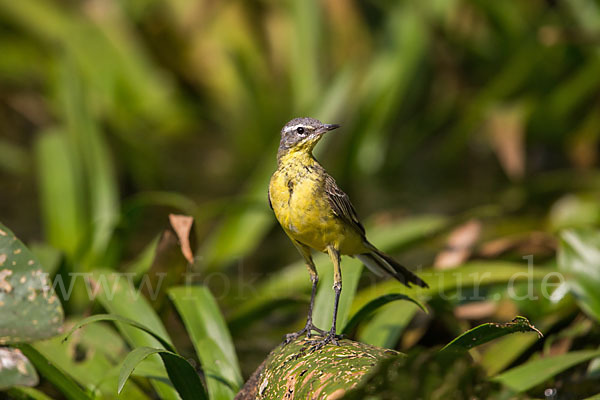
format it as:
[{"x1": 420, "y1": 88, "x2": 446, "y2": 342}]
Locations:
[{"x1": 269, "y1": 152, "x2": 363, "y2": 254}]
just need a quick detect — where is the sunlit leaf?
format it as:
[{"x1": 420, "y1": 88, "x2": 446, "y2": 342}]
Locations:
[
  {"x1": 169, "y1": 286, "x2": 242, "y2": 399},
  {"x1": 493, "y1": 349, "x2": 600, "y2": 393},
  {"x1": 118, "y1": 347, "x2": 207, "y2": 400},
  {"x1": 0, "y1": 347, "x2": 38, "y2": 389},
  {"x1": 0, "y1": 222, "x2": 64, "y2": 343},
  {"x1": 558, "y1": 229, "x2": 600, "y2": 322},
  {"x1": 17, "y1": 344, "x2": 91, "y2": 400},
  {"x1": 441, "y1": 316, "x2": 542, "y2": 352}
]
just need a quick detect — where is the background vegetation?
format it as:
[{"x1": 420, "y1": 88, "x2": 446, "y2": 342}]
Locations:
[{"x1": 2, "y1": 0, "x2": 600, "y2": 398}]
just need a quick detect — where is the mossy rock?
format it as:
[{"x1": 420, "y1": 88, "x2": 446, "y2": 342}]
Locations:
[{"x1": 236, "y1": 337, "x2": 398, "y2": 400}]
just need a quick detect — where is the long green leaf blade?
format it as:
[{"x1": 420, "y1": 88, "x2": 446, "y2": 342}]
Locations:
[
  {"x1": 493, "y1": 350, "x2": 600, "y2": 393},
  {"x1": 169, "y1": 286, "x2": 242, "y2": 399},
  {"x1": 342, "y1": 293, "x2": 426, "y2": 335},
  {"x1": 118, "y1": 346, "x2": 208, "y2": 400},
  {"x1": 441, "y1": 316, "x2": 542, "y2": 352},
  {"x1": 17, "y1": 344, "x2": 91, "y2": 400},
  {"x1": 62, "y1": 313, "x2": 175, "y2": 353}
]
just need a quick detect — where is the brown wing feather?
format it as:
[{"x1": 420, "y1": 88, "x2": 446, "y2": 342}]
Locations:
[{"x1": 324, "y1": 174, "x2": 366, "y2": 236}]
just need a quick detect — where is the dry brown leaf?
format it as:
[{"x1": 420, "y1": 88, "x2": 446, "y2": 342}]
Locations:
[
  {"x1": 434, "y1": 219, "x2": 482, "y2": 269},
  {"x1": 169, "y1": 214, "x2": 195, "y2": 264},
  {"x1": 479, "y1": 232, "x2": 556, "y2": 258},
  {"x1": 453, "y1": 301, "x2": 497, "y2": 320},
  {"x1": 454, "y1": 301, "x2": 498, "y2": 319}
]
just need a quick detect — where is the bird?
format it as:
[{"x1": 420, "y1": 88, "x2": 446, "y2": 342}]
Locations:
[{"x1": 268, "y1": 117, "x2": 428, "y2": 347}]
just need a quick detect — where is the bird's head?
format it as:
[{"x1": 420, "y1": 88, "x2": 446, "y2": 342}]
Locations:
[{"x1": 278, "y1": 117, "x2": 340, "y2": 158}]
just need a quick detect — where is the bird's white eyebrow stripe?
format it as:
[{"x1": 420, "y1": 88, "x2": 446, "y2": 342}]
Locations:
[{"x1": 284, "y1": 124, "x2": 306, "y2": 133}]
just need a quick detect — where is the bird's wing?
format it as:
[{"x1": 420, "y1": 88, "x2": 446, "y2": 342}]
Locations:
[{"x1": 324, "y1": 174, "x2": 366, "y2": 236}]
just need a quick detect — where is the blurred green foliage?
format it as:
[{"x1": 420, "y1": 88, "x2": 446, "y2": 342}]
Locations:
[{"x1": 2, "y1": 0, "x2": 600, "y2": 398}]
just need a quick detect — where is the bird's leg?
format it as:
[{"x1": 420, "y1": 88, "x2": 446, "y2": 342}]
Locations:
[
  {"x1": 284, "y1": 242, "x2": 326, "y2": 344},
  {"x1": 310, "y1": 246, "x2": 344, "y2": 350}
]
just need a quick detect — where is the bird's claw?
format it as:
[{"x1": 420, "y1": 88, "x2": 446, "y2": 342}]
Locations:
[
  {"x1": 308, "y1": 331, "x2": 344, "y2": 351},
  {"x1": 283, "y1": 321, "x2": 326, "y2": 344}
]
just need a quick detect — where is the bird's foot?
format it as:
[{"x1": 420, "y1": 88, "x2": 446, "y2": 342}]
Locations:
[
  {"x1": 283, "y1": 320, "x2": 326, "y2": 345},
  {"x1": 308, "y1": 330, "x2": 344, "y2": 352}
]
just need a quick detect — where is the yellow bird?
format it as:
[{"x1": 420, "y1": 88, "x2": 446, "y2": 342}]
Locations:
[{"x1": 268, "y1": 117, "x2": 428, "y2": 346}]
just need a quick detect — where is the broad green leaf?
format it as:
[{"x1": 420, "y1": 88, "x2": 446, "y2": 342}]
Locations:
[
  {"x1": 441, "y1": 316, "x2": 542, "y2": 352},
  {"x1": 0, "y1": 347, "x2": 38, "y2": 389},
  {"x1": 58, "y1": 56, "x2": 119, "y2": 269},
  {"x1": 91, "y1": 270, "x2": 178, "y2": 400},
  {"x1": 558, "y1": 229, "x2": 600, "y2": 322},
  {"x1": 0, "y1": 222, "x2": 64, "y2": 343},
  {"x1": 480, "y1": 307, "x2": 575, "y2": 376},
  {"x1": 63, "y1": 313, "x2": 175, "y2": 353},
  {"x1": 169, "y1": 286, "x2": 242, "y2": 399},
  {"x1": 493, "y1": 349, "x2": 600, "y2": 393},
  {"x1": 118, "y1": 346, "x2": 207, "y2": 400},
  {"x1": 34, "y1": 130, "x2": 85, "y2": 259},
  {"x1": 35, "y1": 319, "x2": 147, "y2": 399},
  {"x1": 17, "y1": 344, "x2": 91, "y2": 400},
  {"x1": 358, "y1": 301, "x2": 419, "y2": 348},
  {"x1": 342, "y1": 293, "x2": 426, "y2": 335}
]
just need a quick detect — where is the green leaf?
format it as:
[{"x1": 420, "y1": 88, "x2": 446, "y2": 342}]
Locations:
[
  {"x1": 558, "y1": 229, "x2": 600, "y2": 322},
  {"x1": 169, "y1": 286, "x2": 242, "y2": 400},
  {"x1": 35, "y1": 319, "x2": 148, "y2": 399},
  {"x1": 17, "y1": 344, "x2": 91, "y2": 400},
  {"x1": 62, "y1": 313, "x2": 176, "y2": 354},
  {"x1": 34, "y1": 129, "x2": 85, "y2": 258},
  {"x1": 118, "y1": 346, "x2": 207, "y2": 400},
  {"x1": 0, "y1": 347, "x2": 38, "y2": 389},
  {"x1": 6, "y1": 387, "x2": 55, "y2": 400},
  {"x1": 357, "y1": 301, "x2": 420, "y2": 348},
  {"x1": 0, "y1": 222, "x2": 64, "y2": 343},
  {"x1": 342, "y1": 293, "x2": 426, "y2": 335},
  {"x1": 480, "y1": 308, "x2": 574, "y2": 376},
  {"x1": 493, "y1": 349, "x2": 600, "y2": 393},
  {"x1": 441, "y1": 316, "x2": 542, "y2": 352},
  {"x1": 90, "y1": 270, "x2": 179, "y2": 400},
  {"x1": 58, "y1": 56, "x2": 119, "y2": 269}
]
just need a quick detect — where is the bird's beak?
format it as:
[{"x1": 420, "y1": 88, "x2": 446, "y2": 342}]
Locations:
[{"x1": 317, "y1": 124, "x2": 341, "y2": 135}]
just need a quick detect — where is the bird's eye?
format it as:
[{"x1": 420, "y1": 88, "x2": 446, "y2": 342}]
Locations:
[{"x1": 296, "y1": 127, "x2": 305, "y2": 135}]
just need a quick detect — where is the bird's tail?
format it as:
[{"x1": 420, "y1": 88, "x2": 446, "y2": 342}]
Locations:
[{"x1": 356, "y1": 244, "x2": 428, "y2": 288}]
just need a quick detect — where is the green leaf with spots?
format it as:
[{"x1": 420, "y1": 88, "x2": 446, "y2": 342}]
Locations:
[
  {"x1": 0, "y1": 347, "x2": 39, "y2": 389},
  {"x1": 441, "y1": 316, "x2": 543, "y2": 352},
  {"x1": 0, "y1": 222, "x2": 64, "y2": 344}
]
